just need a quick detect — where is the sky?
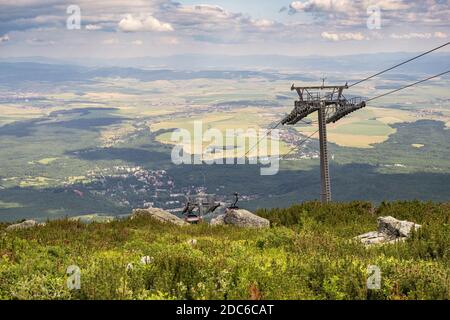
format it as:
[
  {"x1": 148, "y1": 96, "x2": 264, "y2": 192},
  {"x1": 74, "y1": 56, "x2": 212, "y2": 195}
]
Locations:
[{"x1": 0, "y1": 0, "x2": 449, "y2": 59}]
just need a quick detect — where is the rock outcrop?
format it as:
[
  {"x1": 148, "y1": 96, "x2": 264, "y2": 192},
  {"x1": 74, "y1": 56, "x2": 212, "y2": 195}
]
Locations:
[
  {"x1": 6, "y1": 220, "x2": 40, "y2": 231},
  {"x1": 210, "y1": 214, "x2": 226, "y2": 226},
  {"x1": 355, "y1": 216, "x2": 421, "y2": 245},
  {"x1": 378, "y1": 216, "x2": 421, "y2": 238},
  {"x1": 132, "y1": 208, "x2": 188, "y2": 226},
  {"x1": 210, "y1": 209, "x2": 270, "y2": 228}
]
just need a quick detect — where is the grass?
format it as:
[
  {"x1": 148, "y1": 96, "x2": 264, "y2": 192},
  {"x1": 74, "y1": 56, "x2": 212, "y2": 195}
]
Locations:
[
  {"x1": 18, "y1": 176, "x2": 55, "y2": 188},
  {"x1": 36, "y1": 158, "x2": 59, "y2": 165},
  {"x1": 151, "y1": 109, "x2": 274, "y2": 133},
  {"x1": 295, "y1": 107, "x2": 418, "y2": 148},
  {"x1": 330, "y1": 120, "x2": 395, "y2": 137},
  {"x1": 0, "y1": 200, "x2": 448, "y2": 300}
]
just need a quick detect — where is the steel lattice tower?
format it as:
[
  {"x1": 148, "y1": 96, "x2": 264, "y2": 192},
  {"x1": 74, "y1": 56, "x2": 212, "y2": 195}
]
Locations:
[
  {"x1": 317, "y1": 102, "x2": 331, "y2": 203},
  {"x1": 282, "y1": 83, "x2": 366, "y2": 203}
]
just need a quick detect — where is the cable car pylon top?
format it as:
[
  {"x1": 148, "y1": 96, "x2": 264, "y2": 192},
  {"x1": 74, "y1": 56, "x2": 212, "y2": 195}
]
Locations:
[
  {"x1": 282, "y1": 41, "x2": 450, "y2": 128},
  {"x1": 282, "y1": 82, "x2": 366, "y2": 126}
]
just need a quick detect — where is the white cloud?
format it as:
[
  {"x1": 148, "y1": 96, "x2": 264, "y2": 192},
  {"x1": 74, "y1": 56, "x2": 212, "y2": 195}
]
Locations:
[
  {"x1": 102, "y1": 38, "x2": 119, "y2": 45},
  {"x1": 390, "y1": 33, "x2": 428, "y2": 39},
  {"x1": 132, "y1": 39, "x2": 143, "y2": 45},
  {"x1": 178, "y1": 5, "x2": 232, "y2": 19},
  {"x1": 288, "y1": 0, "x2": 449, "y2": 27},
  {"x1": 118, "y1": 14, "x2": 173, "y2": 32},
  {"x1": 161, "y1": 37, "x2": 179, "y2": 45},
  {"x1": 375, "y1": 0, "x2": 412, "y2": 11},
  {"x1": 390, "y1": 32, "x2": 448, "y2": 39},
  {"x1": 252, "y1": 19, "x2": 275, "y2": 28},
  {"x1": 434, "y1": 31, "x2": 448, "y2": 39},
  {"x1": 0, "y1": 34, "x2": 10, "y2": 43},
  {"x1": 321, "y1": 32, "x2": 340, "y2": 41},
  {"x1": 321, "y1": 31, "x2": 366, "y2": 41},
  {"x1": 290, "y1": 0, "x2": 355, "y2": 14},
  {"x1": 26, "y1": 37, "x2": 55, "y2": 45},
  {"x1": 86, "y1": 24, "x2": 103, "y2": 31},
  {"x1": 165, "y1": 4, "x2": 251, "y2": 30},
  {"x1": 290, "y1": 0, "x2": 411, "y2": 13}
]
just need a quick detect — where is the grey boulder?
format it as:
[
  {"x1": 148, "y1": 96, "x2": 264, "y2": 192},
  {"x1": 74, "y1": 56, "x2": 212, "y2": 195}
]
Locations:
[
  {"x1": 210, "y1": 214, "x2": 226, "y2": 226},
  {"x1": 355, "y1": 231, "x2": 387, "y2": 245},
  {"x1": 6, "y1": 220, "x2": 40, "y2": 231},
  {"x1": 223, "y1": 209, "x2": 270, "y2": 228},
  {"x1": 132, "y1": 208, "x2": 188, "y2": 226},
  {"x1": 378, "y1": 216, "x2": 421, "y2": 238},
  {"x1": 355, "y1": 216, "x2": 421, "y2": 246}
]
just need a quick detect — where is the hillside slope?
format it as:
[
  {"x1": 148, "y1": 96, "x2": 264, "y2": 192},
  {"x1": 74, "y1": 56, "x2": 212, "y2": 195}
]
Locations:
[{"x1": 0, "y1": 201, "x2": 448, "y2": 300}]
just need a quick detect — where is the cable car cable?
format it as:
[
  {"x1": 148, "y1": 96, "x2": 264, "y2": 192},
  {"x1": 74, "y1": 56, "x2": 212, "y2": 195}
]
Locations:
[
  {"x1": 366, "y1": 70, "x2": 450, "y2": 102},
  {"x1": 348, "y1": 41, "x2": 450, "y2": 88}
]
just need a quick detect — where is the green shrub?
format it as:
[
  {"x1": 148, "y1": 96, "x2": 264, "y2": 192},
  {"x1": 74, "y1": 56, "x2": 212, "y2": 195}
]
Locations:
[{"x1": 0, "y1": 201, "x2": 448, "y2": 300}]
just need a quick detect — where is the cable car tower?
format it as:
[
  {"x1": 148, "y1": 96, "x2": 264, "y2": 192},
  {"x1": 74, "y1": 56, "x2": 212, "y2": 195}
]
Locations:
[
  {"x1": 282, "y1": 81, "x2": 366, "y2": 203},
  {"x1": 273, "y1": 42, "x2": 449, "y2": 204}
]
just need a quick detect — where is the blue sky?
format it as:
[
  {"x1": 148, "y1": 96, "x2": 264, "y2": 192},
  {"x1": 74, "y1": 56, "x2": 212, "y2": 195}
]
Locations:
[{"x1": 0, "y1": 0, "x2": 449, "y2": 59}]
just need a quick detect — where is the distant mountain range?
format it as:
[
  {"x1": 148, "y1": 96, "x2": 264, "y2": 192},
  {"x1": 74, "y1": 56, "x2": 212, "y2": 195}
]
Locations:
[
  {"x1": 1, "y1": 52, "x2": 449, "y2": 74},
  {"x1": 1, "y1": 51, "x2": 449, "y2": 87}
]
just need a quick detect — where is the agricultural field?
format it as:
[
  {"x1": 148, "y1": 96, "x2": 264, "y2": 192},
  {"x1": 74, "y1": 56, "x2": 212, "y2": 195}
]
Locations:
[
  {"x1": 295, "y1": 106, "x2": 444, "y2": 148},
  {"x1": 151, "y1": 107, "x2": 291, "y2": 158}
]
